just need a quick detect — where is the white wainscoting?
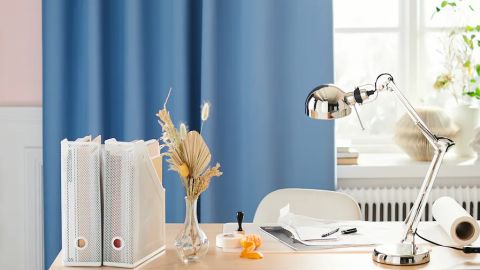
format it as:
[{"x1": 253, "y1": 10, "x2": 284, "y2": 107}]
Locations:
[{"x1": 0, "y1": 107, "x2": 43, "y2": 270}]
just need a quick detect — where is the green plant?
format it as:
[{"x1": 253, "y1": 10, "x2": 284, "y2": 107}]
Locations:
[{"x1": 433, "y1": 0, "x2": 480, "y2": 101}]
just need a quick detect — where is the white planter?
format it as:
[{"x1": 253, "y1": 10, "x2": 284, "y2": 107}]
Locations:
[{"x1": 450, "y1": 104, "x2": 480, "y2": 158}]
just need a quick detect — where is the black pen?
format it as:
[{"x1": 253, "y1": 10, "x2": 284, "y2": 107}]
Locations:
[
  {"x1": 341, "y1": 228, "x2": 357, "y2": 234},
  {"x1": 322, "y1": 228, "x2": 339, "y2": 238}
]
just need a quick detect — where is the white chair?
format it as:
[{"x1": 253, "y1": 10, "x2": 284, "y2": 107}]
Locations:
[{"x1": 253, "y1": 188, "x2": 362, "y2": 224}]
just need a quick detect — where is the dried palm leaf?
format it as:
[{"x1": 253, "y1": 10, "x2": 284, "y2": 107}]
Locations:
[
  {"x1": 179, "y1": 131, "x2": 211, "y2": 178},
  {"x1": 157, "y1": 89, "x2": 222, "y2": 200}
]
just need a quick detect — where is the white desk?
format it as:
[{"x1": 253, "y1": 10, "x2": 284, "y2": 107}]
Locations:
[{"x1": 50, "y1": 223, "x2": 480, "y2": 270}]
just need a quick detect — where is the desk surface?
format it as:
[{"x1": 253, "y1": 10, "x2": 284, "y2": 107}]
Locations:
[{"x1": 50, "y1": 223, "x2": 480, "y2": 270}]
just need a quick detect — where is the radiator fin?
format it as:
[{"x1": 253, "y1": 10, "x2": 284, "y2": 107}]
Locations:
[{"x1": 338, "y1": 186, "x2": 480, "y2": 221}]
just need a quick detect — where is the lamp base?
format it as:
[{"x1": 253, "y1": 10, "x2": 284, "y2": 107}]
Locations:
[{"x1": 372, "y1": 243, "x2": 430, "y2": 266}]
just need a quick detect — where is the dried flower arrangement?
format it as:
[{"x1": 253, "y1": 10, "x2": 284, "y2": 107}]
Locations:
[{"x1": 157, "y1": 90, "x2": 222, "y2": 201}]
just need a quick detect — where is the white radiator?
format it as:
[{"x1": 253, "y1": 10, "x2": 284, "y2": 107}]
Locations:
[{"x1": 339, "y1": 186, "x2": 480, "y2": 222}]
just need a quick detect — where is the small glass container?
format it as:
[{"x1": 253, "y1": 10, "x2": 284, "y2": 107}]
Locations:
[{"x1": 174, "y1": 196, "x2": 209, "y2": 263}]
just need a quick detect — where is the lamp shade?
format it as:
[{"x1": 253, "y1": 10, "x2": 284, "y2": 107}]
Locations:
[{"x1": 305, "y1": 85, "x2": 351, "y2": 120}]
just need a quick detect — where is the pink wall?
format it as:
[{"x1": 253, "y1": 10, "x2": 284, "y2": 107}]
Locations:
[{"x1": 0, "y1": 0, "x2": 42, "y2": 106}]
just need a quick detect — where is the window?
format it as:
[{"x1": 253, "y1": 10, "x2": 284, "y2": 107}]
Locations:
[{"x1": 334, "y1": 0, "x2": 479, "y2": 152}]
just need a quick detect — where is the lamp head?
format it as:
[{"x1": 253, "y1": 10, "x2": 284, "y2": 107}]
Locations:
[{"x1": 305, "y1": 85, "x2": 352, "y2": 120}]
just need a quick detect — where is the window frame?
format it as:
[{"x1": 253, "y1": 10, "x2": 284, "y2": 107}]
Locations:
[{"x1": 333, "y1": 0, "x2": 460, "y2": 153}]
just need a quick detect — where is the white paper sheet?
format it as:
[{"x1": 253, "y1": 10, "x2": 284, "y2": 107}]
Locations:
[
  {"x1": 294, "y1": 226, "x2": 338, "y2": 241},
  {"x1": 276, "y1": 208, "x2": 382, "y2": 247}
]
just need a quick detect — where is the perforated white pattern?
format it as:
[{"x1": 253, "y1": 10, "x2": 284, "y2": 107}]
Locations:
[
  {"x1": 61, "y1": 140, "x2": 102, "y2": 265},
  {"x1": 103, "y1": 143, "x2": 135, "y2": 264},
  {"x1": 102, "y1": 140, "x2": 166, "y2": 268}
]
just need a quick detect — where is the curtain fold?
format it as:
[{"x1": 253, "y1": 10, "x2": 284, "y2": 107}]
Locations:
[
  {"x1": 199, "y1": 0, "x2": 335, "y2": 222},
  {"x1": 43, "y1": 0, "x2": 334, "y2": 268}
]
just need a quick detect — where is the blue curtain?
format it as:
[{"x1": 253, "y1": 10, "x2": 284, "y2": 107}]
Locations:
[{"x1": 43, "y1": 0, "x2": 334, "y2": 268}]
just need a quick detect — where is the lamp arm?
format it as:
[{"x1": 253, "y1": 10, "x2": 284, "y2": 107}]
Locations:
[
  {"x1": 402, "y1": 149, "x2": 448, "y2": 244},
  {"x1": 376, "y1": 74, "x2": 454, "y2": 245},
  {"x1": 376, "y1": 74, "x2": 438, "y2": 146}
]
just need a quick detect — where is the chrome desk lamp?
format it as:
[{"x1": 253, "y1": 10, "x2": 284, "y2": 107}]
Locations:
[{"x1": 305, "y1": 73, "x2": 454, "y2": 266}]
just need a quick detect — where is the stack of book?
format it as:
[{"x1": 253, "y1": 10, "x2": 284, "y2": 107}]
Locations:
[{"x1": 337, "y1": 146, "x2": 359, "y2": 165}]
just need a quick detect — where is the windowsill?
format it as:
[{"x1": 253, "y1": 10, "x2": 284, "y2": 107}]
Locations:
[{"x1": 338, "y1": 153, "x2": 480, "y2": 180}]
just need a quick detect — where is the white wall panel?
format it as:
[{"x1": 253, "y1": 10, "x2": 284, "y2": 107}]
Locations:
[{"x1": 0, "y1": 107, "x2": 42, "y2": 270}]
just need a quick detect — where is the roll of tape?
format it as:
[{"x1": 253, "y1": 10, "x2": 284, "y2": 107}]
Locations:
[{"x1": 216, "y1": 233, "x2": 243, "y2": 249}]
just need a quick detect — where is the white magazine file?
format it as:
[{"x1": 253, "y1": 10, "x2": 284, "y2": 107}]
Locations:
[
  {"x1": 102, "y1": 139, "x2": 166, "y2": 268},
  {"x1": 61, "y1": 135, "x2": 102, "y2": 266}
]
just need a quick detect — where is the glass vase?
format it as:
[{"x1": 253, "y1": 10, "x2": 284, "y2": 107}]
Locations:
[{"x1": 174, "y1": 196, "x2": 209, "y2": 263}]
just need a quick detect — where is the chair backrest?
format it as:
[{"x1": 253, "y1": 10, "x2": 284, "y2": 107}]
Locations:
[{"x1": 253, "y1": 188, "x2": 362, "y2": 224}]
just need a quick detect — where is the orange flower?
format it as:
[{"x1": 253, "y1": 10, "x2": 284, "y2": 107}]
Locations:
[{"x1": 178, "y1": 163, "x2": 190, "y2": 179}]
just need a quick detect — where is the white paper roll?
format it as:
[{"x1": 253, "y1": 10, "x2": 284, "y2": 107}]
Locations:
[
  {"x1": 432, "y1": 196, "x2": 480, "y2": 246},
  {"x1": 215, "y1": 233, "x2": 243, "y2": 249}
]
